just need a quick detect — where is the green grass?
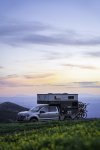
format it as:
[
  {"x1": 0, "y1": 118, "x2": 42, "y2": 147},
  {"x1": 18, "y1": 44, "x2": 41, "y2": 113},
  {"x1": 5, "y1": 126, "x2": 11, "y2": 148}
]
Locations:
[{"x1": 0, "y1": 120, "x2": 100, "y2": 150}]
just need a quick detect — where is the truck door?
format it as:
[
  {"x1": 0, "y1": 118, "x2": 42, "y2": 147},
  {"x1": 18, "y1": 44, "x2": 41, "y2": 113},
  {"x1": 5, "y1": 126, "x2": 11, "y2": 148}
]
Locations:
[
  {"x1": 39, "y1": 106, "x2": 59, "y2": 120},
  {"x1": 39, "y1": 106, "x2": 49, "y2": 120},
  {"x1": 48, "y1": 106, "x2": 59, "y2": 120}
]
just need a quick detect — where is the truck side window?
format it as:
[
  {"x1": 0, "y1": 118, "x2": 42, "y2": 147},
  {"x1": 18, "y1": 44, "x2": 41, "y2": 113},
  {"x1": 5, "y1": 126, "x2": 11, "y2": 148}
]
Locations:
[
  {"x1": 54, "y1": 96, "x2": 57, "y2": 99},
  {"x1": 49, "y1": 106, "x2": 57, "y2": 112},
  {"x1": 40, "y1": 106, "x2": 48, "y2": 113}
]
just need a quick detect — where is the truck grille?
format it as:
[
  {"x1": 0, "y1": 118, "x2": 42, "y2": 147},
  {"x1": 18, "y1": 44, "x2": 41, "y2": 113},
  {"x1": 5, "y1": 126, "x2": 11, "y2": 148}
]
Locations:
[{"x1": 17, "y1": 115, "x2": 26, "y2": 121}]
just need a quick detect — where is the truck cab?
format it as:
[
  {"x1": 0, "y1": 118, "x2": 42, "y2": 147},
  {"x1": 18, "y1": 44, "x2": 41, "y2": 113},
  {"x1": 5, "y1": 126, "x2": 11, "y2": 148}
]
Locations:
[{"x1": 17, "y1": 105, "x2": 59, "y2": 122}]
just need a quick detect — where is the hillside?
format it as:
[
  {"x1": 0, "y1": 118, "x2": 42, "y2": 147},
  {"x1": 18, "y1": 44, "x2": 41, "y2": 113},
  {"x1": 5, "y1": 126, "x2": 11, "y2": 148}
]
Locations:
[
  {"x1": 0, "y1": 120, "x2": 100, "y2": 150},
  {"x1": 0, "y1": 102, "x2": 28, "y2": 123}
]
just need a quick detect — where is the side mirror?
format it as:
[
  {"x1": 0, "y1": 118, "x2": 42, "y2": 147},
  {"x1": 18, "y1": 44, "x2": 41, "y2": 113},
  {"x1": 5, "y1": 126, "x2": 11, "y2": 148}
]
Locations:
[{"x1": 40, "y1": 110, "x2": 45, "y2": 114}]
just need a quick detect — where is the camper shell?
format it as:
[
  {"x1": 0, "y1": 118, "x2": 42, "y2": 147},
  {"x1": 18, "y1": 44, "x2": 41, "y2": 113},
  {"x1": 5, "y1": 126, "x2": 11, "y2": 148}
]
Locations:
[{"x1": 37, "y1": 93, "x2": 78, "y2": 116}]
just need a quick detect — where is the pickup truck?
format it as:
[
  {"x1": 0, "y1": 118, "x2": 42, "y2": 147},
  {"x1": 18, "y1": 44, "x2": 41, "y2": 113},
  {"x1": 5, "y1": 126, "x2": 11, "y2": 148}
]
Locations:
[{"x1": 17, "y1": 104, "x2": 60, "y2": 122}]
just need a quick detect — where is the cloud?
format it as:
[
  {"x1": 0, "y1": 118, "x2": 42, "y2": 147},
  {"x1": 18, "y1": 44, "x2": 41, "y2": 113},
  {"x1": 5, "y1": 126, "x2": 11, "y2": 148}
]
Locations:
[
  {"x1": 15, "y1": 33, "x2": 100, "y2": 46},
  {"x1": 0, "y1": 66, "x2": 4, "y2": 69},
  {"x1": 0, "y1": 21, "x2": 50, "y2": 36},
  {"x1": 0, "y1": 74, "x2": 20, "y2": 87},
  {"x1": 62, "y1": 64, "x2": 97, "y2": 70},
  {"x1": 0, "y1": 80, "x2": 50, "y2": 87},
  {"x1": 0, "y1": 73, "x2": 55, "y2": 87},
  {"x1": 0, "y1": 73, "x2": 54, "y2": 80},
  {"x1": 0, "y1": 80, "x2": 18, "y2": 87},
  {"x1": 86, "y1": 51, "x2": 100, "y2": 57},
  {"x1": 0, "y1": 74, "x2": 19, "y2": 80},
  {"x1": 72, "y1": 81, "x2": 100, "y2": 88},
  {"x1": 76, "y1": 81, "x2": 100, "y2": 88},
  {"x1": 24, "y1": 73, "x2": 54, "y2": 79},
  {"x1": 0, "y1": 20, "x2": 52, "y2": 45},
  {"x1": 42, "y1": 51, "x2": 67, "y2": 60},
  {"x1": 50, "y1": 81, "x2": 100, "y2": 88},
  {"x1": 0, "y1": 78, "x2": 100, "y2": 88},
  {"x1": 1, "y1": 19, "x2": 100, "y2": 46},
  {"x1": 6, "y1": 74, "x2": 19, "y2": 78}
]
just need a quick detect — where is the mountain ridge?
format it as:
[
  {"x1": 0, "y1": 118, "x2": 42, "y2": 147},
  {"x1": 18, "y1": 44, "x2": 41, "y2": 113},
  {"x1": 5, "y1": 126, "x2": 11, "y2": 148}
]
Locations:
[{"x1": 0, "y1": 101, "x2": 28, "y2": 123}]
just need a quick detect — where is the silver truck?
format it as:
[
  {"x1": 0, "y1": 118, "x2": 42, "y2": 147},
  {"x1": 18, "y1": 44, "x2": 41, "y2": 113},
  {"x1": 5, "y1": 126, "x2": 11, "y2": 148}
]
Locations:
[{"x1": 17, "y1": 105, "x2": 59, "y2": 122}]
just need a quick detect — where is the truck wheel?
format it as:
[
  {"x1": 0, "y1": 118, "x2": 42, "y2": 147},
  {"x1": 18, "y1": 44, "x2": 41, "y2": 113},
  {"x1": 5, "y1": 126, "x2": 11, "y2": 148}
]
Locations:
[
  {"x1": 81, "y1": 112, "x2": 87, "y2": 119},
  {"x1": 30, "y1": 118, "x2": 38, "y2": 122}
]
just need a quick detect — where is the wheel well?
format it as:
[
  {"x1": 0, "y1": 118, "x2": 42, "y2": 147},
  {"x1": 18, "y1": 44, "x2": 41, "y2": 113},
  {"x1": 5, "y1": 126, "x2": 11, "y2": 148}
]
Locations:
[{"x1": 30, "y1": 117, "x2": 38, "y2": 121}]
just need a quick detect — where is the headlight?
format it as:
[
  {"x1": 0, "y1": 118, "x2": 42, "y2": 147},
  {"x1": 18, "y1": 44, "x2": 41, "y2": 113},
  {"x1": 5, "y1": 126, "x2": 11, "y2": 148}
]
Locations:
[{"x1": 18, "y1": 113, "x2": 21, "y2": 116}]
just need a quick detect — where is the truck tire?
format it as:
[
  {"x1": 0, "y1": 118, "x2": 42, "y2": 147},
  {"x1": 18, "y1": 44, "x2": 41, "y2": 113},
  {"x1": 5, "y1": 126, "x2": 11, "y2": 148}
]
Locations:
[
  {"x1": 81, "y1": 112, "x2": 87, "y2": 119},
  {"x1": 30, "y1": 117, "x2": 38, "y2": 122}
]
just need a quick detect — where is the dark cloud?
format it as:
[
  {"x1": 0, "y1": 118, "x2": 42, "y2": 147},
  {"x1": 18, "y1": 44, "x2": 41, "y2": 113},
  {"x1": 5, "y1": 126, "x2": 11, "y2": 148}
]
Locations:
[
  {"x1": 0, "y1": 21, "x2": 50, "y2": 36},
  {"x1": 51, "y1": 81, "x2": 100, "y2": 88},
  {"x1": 72, "y1": 81, "x2": 100, "y2": 88},
  {"x1": 0, "y1": 20, "x2": 52, "y2": 45},
  {"x1": 62, "y1": 63, "x2": 97, "y2": 70},
  {"x1": 74, "y1": 81, "x2": 100, "y2": 88},
  {"x1": 17, "y1": 33, "x2": 100, "y2": 46},
  {"x1": 7, "y1": 74, "x2": 19, "y2": 78},
  {"x1": 0, "y1": 73, "x2": 54, "y2": 80},
  {"x1": 0, "y1": 74, "x2": 19, "y2": 80},
  {"x1": 0, "y1": 20, "x2": 100, "y2": 46},
  {"x1": 24, "y1": 73, "x2": 54, "y2": 79},
  {"x1": 86, "y1": 51, "x2": 100, "y2": 57}
]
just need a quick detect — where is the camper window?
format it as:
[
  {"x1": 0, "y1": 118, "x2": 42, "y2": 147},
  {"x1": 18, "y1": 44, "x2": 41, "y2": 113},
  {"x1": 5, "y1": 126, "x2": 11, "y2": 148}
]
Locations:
[{"x1": 68, "y1": 96, "x2": 74, "y2": 99}]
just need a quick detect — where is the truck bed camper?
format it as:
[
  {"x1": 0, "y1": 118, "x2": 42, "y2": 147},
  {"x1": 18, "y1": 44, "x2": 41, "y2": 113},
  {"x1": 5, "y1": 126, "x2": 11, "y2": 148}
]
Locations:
[{"x1": 17, "y1": 93, "x2": 88, "y2": 122}]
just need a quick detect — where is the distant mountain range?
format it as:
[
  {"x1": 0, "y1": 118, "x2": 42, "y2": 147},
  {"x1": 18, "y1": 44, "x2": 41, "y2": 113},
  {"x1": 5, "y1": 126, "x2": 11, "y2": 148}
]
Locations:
[
  {"x1": 0, "y1": 96, "x2": 37, "y2": 108},
  {"x1": 0, "y1": 102, "x2": 28, "y2": 123}
]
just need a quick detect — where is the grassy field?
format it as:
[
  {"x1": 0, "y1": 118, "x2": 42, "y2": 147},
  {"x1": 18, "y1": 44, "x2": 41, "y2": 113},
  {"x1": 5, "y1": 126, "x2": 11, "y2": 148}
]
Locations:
[{"x1": 0, "y1": 120, "x2": 100, "y2": 150}]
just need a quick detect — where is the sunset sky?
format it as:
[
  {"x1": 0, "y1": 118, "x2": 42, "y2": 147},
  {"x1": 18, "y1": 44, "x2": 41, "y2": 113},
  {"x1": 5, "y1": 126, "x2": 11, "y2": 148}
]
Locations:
[{"x1": 0, "y1": 0, "x2": 100, "y2": 97}]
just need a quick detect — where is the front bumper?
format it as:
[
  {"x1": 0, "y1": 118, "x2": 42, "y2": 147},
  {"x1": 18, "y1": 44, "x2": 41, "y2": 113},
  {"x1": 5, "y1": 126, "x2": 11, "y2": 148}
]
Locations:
[{"x1": 17, "y1": 115, "x2": 27, "y2": 121}]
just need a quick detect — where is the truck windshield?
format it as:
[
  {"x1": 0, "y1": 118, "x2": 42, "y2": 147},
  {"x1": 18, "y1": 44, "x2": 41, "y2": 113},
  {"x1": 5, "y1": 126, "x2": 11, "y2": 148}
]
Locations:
[{"x1": 30, "y1": 106, "x2": 40, "y2": 112}]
